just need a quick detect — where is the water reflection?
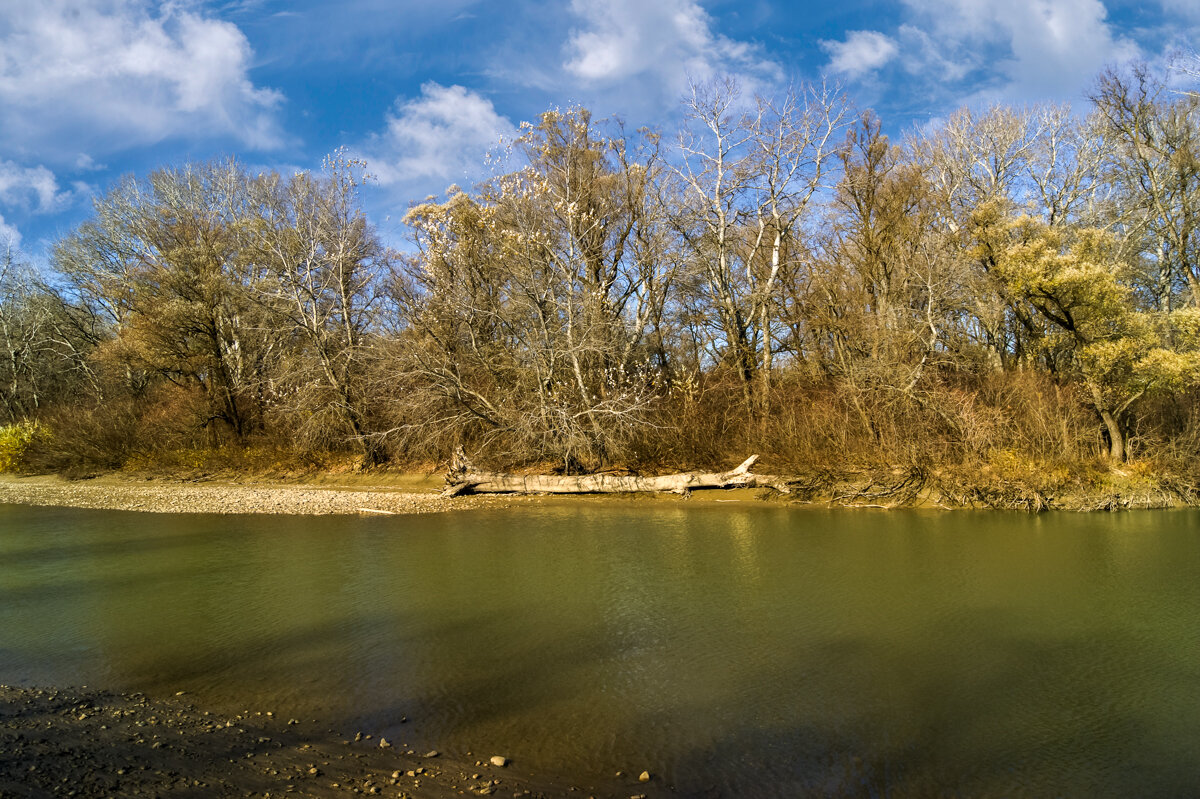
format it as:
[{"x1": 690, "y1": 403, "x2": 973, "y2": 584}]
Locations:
[{"x1": 3, "y1": 503, "x2": 1200, "y2": 796}]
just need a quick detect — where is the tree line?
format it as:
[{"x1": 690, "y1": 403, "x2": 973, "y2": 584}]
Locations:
[{"x1": 4, "y1": 65, "x2": 1200, "y2": 490}]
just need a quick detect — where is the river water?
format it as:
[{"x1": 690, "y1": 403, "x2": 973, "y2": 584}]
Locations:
[{"x1": 2, "y1": 501, "x2": 1200, "y2": 796}]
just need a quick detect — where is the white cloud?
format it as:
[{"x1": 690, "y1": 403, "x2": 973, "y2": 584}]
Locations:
[
  {"x1": 0, "y1": 160, "x2": 92, "y2": 250},
  {"x1": 897, "y1": 0, "x2": 1141, "y2": 103},
  {"x1": 0, "y1": 0, "x2": 283, "y2": 160},
  {"x1": 0, "y1": 215, "x2": 22, "y2": 249},
  {"x1": 360, "y1": 83, "x2": 518, "y2": 193},
  {"x1": 896, "y1": 24, "x2": 972, "y2": 84},
  {"x1": 1161, "y1": 0, "x2": 1200, "y2": 21},
  {"x1": 999, "y1": 0, "x2": 1140, "y2": 99},
  {"x1": 0, "y1": 162, "x2": 70, "y2": 214},
  {"x1": 820, "y1": 31, "x2": 900, "y2": 78},
  {"x1": 562, "y1": 0, "x2": 780, "y2": 95}
]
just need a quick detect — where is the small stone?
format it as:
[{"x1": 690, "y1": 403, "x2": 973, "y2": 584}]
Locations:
[
  {"x1": 489, "y1": 756, "x2": 508, "y2": 767},
  {"x1": 639, "y1": 771, "x2": 651, "y2": 782},
  {"x1": 354, "y1": 732, "x2": 363, "y2": 742},
  {"x1": 379, "y1": 738, "x2": 391, "y2": 748},
  {"x1": 308, "y1": 767, "x2": 322, "y2": 777},
  {"x1": 391, "y1": 771, "x2": 401, "y2": 780},
  {"x1": 424, "y1": 750, "x2": 439, "y2": 758}
]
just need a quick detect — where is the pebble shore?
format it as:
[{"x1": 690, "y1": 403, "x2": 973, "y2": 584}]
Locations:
[
  {"x1": 0, "y1": 685, "x2": 598, "y2": 798},
  {"x1": 0, "y1": 475, "x2": 511, "y2": 516}
]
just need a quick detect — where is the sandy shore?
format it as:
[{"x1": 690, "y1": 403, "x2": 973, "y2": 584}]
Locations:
[
  {"x1": 0, "y1": 685, "x2": 639, "y2": 799},
  {"x1": 0, "y1": 474, "x2": 518, "y2": 516}
]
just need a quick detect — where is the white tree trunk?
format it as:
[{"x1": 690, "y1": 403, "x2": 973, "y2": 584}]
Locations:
[{"x1": 442, "y1": 448, "x2": 791, "y2": 497}]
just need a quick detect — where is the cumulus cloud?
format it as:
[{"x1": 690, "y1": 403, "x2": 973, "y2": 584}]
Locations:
[
  {"x1": 562, "y1": 0, "x2": 780, "y2": 96},
  {"x1": 820, "y1": 31, "x2": 900, "y2": 78},
  {"x1": 360, "y1": 82, "x2": 518, "y2": 194},
  {"x1": 0, "y1": 0, "x2": 283, "y2": 160}
]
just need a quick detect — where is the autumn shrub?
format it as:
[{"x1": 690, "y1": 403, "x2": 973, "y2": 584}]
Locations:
[
  {"x1": 626, "y1": 371, "x2": 749, "y2": 471},
  {"x1": 21, "y1": 401, "x2": 143, "y2": 474}
]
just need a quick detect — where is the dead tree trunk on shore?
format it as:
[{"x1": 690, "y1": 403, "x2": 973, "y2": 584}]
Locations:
[{"x1": 442, "y1": 448, "x2": 790, "y2": 497}]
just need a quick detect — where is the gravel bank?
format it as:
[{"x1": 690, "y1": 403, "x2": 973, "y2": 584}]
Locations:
[
  {"x1": 0, "y1": 685, "x2": 600, "y2": 798},
  {"x1": 0, "y1": 475, "x2": 513, "y2": 516}
]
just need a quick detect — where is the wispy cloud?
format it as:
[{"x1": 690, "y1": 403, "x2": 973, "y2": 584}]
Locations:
[
  {"x1": 895, "y1": 0, "x2": 1142, "y2": 104},
  {"x1": 0, "y1": 1, "x2": 284, "y2": 161}
]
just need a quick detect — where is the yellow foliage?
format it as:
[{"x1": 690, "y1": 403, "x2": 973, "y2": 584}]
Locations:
[
  {"x1": 987, "y1": 448, "x2": 1073, "y2": 485},
  {"x1": 0, "y1": 421, "x2": 41, "y2": 473},
  {"x1": 973, "y1": 206, "x2": 1200, "y2": 426}
]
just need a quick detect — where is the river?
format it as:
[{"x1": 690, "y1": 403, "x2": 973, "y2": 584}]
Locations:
[{"x1": 2, "y1": 502, "x2": 1199, "y2": 796}]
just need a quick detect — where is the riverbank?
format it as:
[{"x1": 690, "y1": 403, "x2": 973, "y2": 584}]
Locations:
[
  {"x1": 0, "y1": 472, "x2": 784, "y2": 515},
  {"x1": 0, "y1": 685, "x2": 645, "y2": 798},
  {"x1": 0, "y1": 463, "x2": 1193, "y2": 514}
]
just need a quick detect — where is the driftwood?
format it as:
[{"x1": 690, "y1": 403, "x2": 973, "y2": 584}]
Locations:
[{"x1": 442, "y1": 448, "x2": 792, "y2": 497}]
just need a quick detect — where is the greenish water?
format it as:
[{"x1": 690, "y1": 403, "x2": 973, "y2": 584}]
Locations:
[{"x1": 3, "y1": 503, "x2": 1200, "y2": 797}]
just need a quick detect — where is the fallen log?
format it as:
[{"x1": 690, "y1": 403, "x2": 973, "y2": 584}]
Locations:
[{"x1": 441, "y1": 448, "x2": 792, "y2": 497}]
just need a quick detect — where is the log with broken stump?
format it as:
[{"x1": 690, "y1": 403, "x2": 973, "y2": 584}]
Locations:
[{"x1": 441, "y1": 447, "x2": 795, "y2": 497}]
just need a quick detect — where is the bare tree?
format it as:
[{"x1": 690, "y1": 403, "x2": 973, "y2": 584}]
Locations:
[
  {"x1": 1091, "y1": 66, "x2": 1200, "y2": 312},
  {"x1": 249, "y1": 153, "x2": 390, "y2": 462},
  {"x1": 53, "y1": 161, "x2": 278, "y2": 441},
  {"x1": 396, "y1": 109, "x2": 670, "y2": 469},
  {"x1": 0, "y1": 245, "x2": 104, "y2": 422},
  {"x1": 1024, "y1": 105, "x2": 1111, "y2": 228},
  {"x1": 671, "y1": 77, "x2": 848, "y2": 413}
]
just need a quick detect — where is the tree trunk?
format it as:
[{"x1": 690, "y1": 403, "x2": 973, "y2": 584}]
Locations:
[
  {"x1": 443, "y1": 449, "x2": 790, "y2": 497},
  {"x1": 1099, "y1": 408, "x2": 1126, "y2": 462}
]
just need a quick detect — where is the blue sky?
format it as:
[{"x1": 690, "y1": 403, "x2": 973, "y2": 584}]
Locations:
[{"x1": 2, "y1": 0, "x2": 1198, "y2": 259}]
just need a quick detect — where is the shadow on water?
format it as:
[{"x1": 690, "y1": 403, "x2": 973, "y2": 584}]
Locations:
[
  {"x1": 653, "y1": 627, "x2": 1199, "y2": 798},
  {"x1": 0, "y1": 562, "x2": 229, "y2": 604}
]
